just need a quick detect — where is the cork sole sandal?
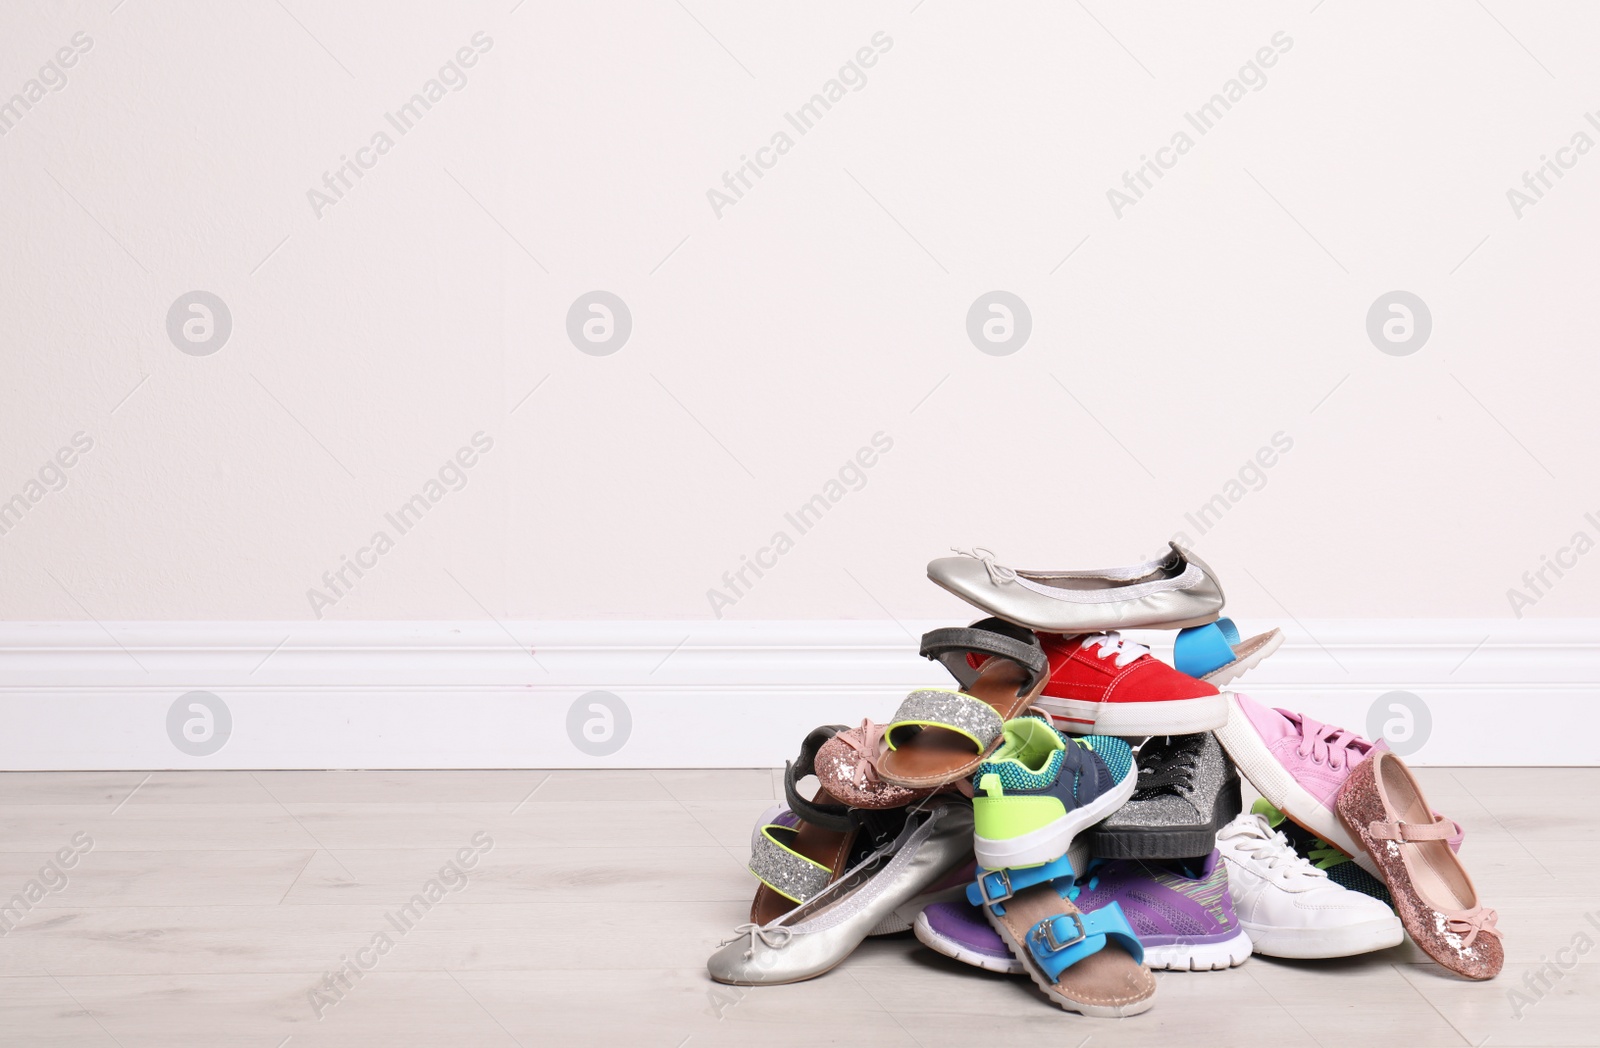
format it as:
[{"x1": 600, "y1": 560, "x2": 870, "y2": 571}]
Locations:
[
  {"x1": 969, "y1": 857, "x2": 1156, "y2": 1017},
  {"x1": 1174, "y1": 618, "x2": 1283, "y2": 687},
  {"x1": 876, "y1": 618, "x2": 1049, "y2": 790}
]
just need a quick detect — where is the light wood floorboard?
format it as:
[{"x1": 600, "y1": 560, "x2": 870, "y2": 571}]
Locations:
[{"x1": 0, "y1": 768, "x2": 1594, "y2": 1046}]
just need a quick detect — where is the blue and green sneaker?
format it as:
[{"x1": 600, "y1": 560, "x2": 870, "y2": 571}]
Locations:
[{"x1": 971, "y1": 718, "x2": 1136, "y2": 869}]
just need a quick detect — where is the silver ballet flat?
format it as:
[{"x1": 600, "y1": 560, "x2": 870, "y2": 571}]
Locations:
[
  {"x1": 927, "y1": 544, "x2": 1224, "y2": 634},
  {"x1": 707, "y1": 801, "x2": 974, "y2": 986}
]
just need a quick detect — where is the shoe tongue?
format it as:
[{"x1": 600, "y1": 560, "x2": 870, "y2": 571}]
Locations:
[
  {"x1": 1275, "y1": 707, "x2": 1307, "y2": 729},
  {"x1": 1227, "y1": 812, "x2": 1276, "y2": 841},
  {"x1": 1132, "y1": 773, "x2": 1189, "y2": 799},
  {"x1": 1143, "y1": 732, "x2": 1202, "y2": 757},
  {"x1": 1131, "y1": 734, "x2": 1201, "y2": 796},
  {"x1": 1250, "y1": 798, "x2": 1286, "y2": 827},
  {"x1": 1337, "y1": 724, "x2": 1377, "y2": 755},
  {"x1": 1003, "y1": 717, "x2": 1062, "y2": 770}
]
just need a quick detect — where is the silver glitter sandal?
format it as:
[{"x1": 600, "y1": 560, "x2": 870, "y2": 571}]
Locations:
[
  {"x1": 746, "y1": 727, "x2": 858, "y2": 926},
  {"x1": 709, "y1": 800, "x2": 975, "y2": 986},
  {"x1": 875, "y1": 619, "x2": 1049, "y2": 789}
]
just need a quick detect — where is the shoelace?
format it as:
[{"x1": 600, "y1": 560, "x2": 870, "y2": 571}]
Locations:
[
  {"x1": 1081, "y1": 631, "x2": 1149, "y2": 668},
  {"x1": 1291, "y1": 715, "x2": 1365, "y2": 771},
  {"x1": 723, "y1": 922, "x2": 793, "y2": 959},
  {"x1": 1447, "y1": 909, "x2": 1499, "y2": 947},
  {"x1": 951, "y1": 546, "x2": 1016, "y2": 586},
  {"x1": 1131, "y1": 735, "x2": 1203, "y2": 798},
  {"x1": 1222, "y1": 815, "x2": 1327, "y2": 883},
  {"x1": 1305, "y1": 840, "x2": 1350, "y2": 870}
]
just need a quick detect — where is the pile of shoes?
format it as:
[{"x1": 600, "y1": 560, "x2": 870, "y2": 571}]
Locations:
[{"x1": 707, "y1": 545, "x2": 1504, "y2": 1015}]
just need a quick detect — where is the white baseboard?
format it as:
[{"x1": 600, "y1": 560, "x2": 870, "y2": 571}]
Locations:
[{"x1": 0, "y1": 619, "x2": 1594, "y2": 769}]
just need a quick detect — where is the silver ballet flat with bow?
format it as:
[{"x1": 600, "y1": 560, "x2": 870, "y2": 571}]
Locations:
[
  {"x1": 707, "y1": 800, "x2": 974, "y2": 986},
  {"x1": 927, "y1": 543, "x2": 1225, "y2": 634}
]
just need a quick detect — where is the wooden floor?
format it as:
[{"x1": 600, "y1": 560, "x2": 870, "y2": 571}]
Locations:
[{"x1": 0, "y1": 767, "x2": 1595, "y2": 1047}]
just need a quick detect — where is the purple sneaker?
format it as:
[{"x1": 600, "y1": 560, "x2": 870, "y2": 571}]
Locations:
[
  {"x1": 914, "y1": 899, "x2": 1025, "y2": 974},
  {"x1": 1070, "y1": 851, "x2": 1252, "y2": 970},
  {"x1": 913, "y1": 838, "x2": 1090, "y2": 974},
  {"x1": 917, "y1": 851, "x2": 1248, "y2": 973},
  {"x1": 748, "y1": 803, "x2": 801, "y2": 854}
]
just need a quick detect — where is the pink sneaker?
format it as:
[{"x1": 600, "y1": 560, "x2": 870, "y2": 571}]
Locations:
[{"x1": 1215, "y1": 694, "x2": 1462, "y2": 876}]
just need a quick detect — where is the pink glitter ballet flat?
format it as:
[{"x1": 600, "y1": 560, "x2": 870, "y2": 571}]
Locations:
[{"x1": 1335, "y1": 751, "x2": 1502, "y2": 980}]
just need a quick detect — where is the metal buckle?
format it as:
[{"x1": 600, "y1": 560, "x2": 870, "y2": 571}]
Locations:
[
  {"x1": 975, "y1": 869, "x2": 1013, "y2": 908},
  {"x1": 1032, "y1": 913, "x2": 1088, "y2": 954}
]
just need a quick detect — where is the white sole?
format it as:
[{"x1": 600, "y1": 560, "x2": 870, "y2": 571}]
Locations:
[
  {"x1": 1200, "y1": 629, "x2": 1284, "y2": 687},
  {"x1": 1212, "y1": 694, "x2": 1379, "y2": 876},
  {"x1": 1038, "y1": 693, "x2": 1229, "y2": 736},
  {"x1": 866, "y1": 883, "x2": 967, "y2": 936},
  {"x1": 1240, "y1": 915, "x2": 1405, "y2": 959},
  {"x1": 973, "y1": 763, "x2": 1138, "y2": 869},
  {"x1": 912, "y1": 911, "x2": 1025, "y2": 974},
  {"x1": 1143, "y1": 929, "x2": 1254, "y2": 971}
]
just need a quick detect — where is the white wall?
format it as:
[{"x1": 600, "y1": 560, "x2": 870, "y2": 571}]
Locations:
[
  {"x1": 3, "y1": 1, "x2": 1598, "y2": 628},
  {"x1": 3, "y1": 619, "x2": 1596, "y2": 768}
]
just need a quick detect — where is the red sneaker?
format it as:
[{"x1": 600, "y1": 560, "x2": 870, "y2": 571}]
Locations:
[{"x1": 1033, "y1": 632, "x2": 1227, "y2": 736}]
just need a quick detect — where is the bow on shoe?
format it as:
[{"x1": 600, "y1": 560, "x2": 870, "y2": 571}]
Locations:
[
  {"x1": 1445, "y1": 909, "x2": 1498, "y2": 948},
  {"x1": 840, "y1": 719, "x2": 891, "y2": 787},
  {"x1": 724, "y1": 922, "x2": 793, "y2": 960},
  {"x1": 952, "y1": 546, "x2": 1016, "y2": 586}
]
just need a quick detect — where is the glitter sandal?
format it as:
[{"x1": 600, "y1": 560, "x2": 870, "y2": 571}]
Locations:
[
  {"x1": 1335, "y1": 750, "x2": 1502, "y2": 980},
  {"x1": 747, "y1": 726, "x2": 860, "y2": 925},
  {"x1": 814, "y1": 718, "x2": 945, "y2": 809},
  {"x1": 711, "y1": 801, "x2": 975, "y2": 986},
  {"x1": 875, "y1": 618, "x2": 1050, "y2": 790}
]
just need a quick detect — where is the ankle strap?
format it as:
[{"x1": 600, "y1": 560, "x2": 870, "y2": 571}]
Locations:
[
  {"x1": 783, "y1": 726, "x2": 852, "y2": 833},
  {"x1": 920, "y1": 617, "x2": 1047, "y2": 697},
  {"x1": 1369, "y1": 817, "x2": 1454, "y2": 842},
  {"x1": 782, "y1": 726, "x2": 907, "y2": 848}
]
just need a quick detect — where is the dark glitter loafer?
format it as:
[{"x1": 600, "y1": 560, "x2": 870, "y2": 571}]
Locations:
[{"x1": 1089, "y1": 732, "x2": 1241, "y2": 860}]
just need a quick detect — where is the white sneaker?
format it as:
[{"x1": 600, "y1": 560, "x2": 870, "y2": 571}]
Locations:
[{"x1": 1216, "y1": 812, "x2": 1404, "y2": 959}]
